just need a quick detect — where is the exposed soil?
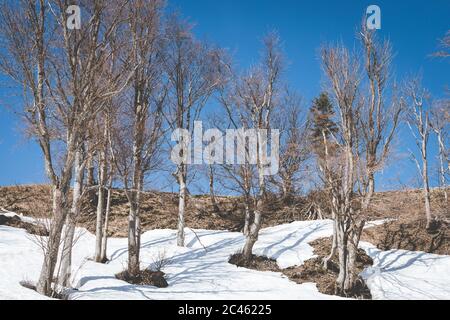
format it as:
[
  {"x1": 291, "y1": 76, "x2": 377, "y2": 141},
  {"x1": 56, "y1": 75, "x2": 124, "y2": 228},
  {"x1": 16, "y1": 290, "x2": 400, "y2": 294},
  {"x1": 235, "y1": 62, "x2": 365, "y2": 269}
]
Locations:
[
  {"x1": 0, "y1": 214, "x2": 49, "y2": 236},
  {"x1": 363, "y1": 217, "x2": 449, "y2": 255},
  {"x1": 228, "y1": 238, "x2": 373, "y2": 299},
  {"x1": 283, "y1": 237, "x2": 373, "y2": 299},
  {"x1": 116, "y1": 270, "x2": 169, "y2": 288},
  {"x1": 229, "y1": 253, "x2": 280, "y2": 272}
]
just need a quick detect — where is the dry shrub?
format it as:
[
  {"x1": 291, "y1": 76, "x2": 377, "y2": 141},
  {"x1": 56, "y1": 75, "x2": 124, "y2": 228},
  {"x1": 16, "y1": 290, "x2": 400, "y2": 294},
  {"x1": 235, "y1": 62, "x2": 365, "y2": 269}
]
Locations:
[
  {"x1": 116, "y1": 270, "x2": 168, "y2": 288},
  {"x1": 229, "y1": 253, "x2": 280, "y2": 272},
  {"x1": 150, "y1": 249, "x2": 172, "y2": 272}
]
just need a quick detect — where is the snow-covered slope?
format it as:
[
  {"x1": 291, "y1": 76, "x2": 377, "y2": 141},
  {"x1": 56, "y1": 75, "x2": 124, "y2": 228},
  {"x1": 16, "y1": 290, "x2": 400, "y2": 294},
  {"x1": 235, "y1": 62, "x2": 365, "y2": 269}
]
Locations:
[
  {"x1": 0, "y1": 217, "x2": 449, "y2": 300},
  {"x1": 360, "y1": 242, "x2": 450, "y2": 300}
]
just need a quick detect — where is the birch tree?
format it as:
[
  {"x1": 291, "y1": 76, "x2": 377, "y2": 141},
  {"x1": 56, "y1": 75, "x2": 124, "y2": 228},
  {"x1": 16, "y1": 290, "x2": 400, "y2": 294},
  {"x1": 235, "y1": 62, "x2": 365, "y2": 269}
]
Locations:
[
  {"x1": 430, "y1": 100, "x2": 449, "y2": 208},
  {"x1": 271, "y1": 91, "x2": 310, "y2": 201},
  {"x1": 52, "y1": 0, "x2": 128, "y2": 287},
  {"x1": 359, "y1": 27, "x2": 402, "y2": 210},
  {"x1": 320, "y1": 43, "x2": 365, "y2": 294},
  {"x1": 405, "y1": 78, "x2": 435, "y2": 229},
  {"x1": 218, "y1": 73, "x2": 257, "y2": 236},
  {"x1": 0, "y1": 0, "x2": 73, "y2": 296},
  {"x1": 163, "y1": 15, "x2": 224, "y2": 247},
  {"x1": 309, "y1": 92, "x2": 339, "y2": 268},
  {"x1": 0, "y1": 0, "x2": 129, "y2": 294},
  {"x1": 319, "y1": 25, "x2": 403, "y2": 294},
  {"x1": 221, "y1": 33, "x2": 283, "y2": 261},
  {"x1": 109, "y1": 0, "x2": 166, "y2": 277}
]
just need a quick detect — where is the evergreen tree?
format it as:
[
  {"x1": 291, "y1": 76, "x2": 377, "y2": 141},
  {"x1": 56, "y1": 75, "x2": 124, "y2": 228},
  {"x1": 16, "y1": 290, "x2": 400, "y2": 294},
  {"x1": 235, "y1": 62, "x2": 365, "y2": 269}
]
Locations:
[{"x1": 309, "y1": 93, "x2": 338, "y2": 156}]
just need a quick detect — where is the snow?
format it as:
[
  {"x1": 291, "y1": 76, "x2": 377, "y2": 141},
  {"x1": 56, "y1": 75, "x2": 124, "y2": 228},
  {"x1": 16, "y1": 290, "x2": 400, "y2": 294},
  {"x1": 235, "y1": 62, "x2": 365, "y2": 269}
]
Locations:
[
  {"x1": 360, "y1": 242, "x2": 450, "y2": 300},
  {"x1": 0, "y1": 226, "x2": 50, "y2": 300},
  {"x1": 0, "y1": 214, "x2": 449, "y2": 300},
  {"x1": 69, "y1": 220, "x2": 340, "y2": 300}
]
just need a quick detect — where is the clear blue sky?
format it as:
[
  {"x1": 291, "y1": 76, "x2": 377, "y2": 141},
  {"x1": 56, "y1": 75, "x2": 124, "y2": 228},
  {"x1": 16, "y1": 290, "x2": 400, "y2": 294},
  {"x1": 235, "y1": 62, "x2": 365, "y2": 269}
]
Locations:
[{"x1": 0, "y1": 0, "x2": 449, "y2": 190}]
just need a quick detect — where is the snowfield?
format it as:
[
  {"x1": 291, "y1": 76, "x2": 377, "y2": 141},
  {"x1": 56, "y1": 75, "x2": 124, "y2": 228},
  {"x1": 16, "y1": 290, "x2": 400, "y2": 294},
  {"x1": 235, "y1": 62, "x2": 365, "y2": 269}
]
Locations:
[{"x1": 0, "y1": 215, "x2": 449, "y2": 300}]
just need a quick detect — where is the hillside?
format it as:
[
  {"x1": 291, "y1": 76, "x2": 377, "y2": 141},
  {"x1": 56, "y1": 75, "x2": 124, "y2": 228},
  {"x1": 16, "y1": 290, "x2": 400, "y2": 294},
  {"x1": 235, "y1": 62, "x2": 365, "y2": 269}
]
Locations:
[
  {"x1": 0, "y1": 184, "x2": 448, "y2": 255},
  {"x1": 0, "y1": 185, "x2": 309, "y2": 236}
]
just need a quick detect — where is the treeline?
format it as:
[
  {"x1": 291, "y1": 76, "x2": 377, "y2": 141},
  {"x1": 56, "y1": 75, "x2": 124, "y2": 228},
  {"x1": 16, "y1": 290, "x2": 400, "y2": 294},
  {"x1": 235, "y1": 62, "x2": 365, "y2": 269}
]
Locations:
[{"x1": 0, "y1": 0, "x2": 447, "y2": 298}]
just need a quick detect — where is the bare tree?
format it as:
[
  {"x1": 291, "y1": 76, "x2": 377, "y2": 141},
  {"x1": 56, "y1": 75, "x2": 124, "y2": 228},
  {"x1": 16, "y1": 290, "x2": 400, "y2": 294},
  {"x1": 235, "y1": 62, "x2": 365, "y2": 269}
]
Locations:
[
  {"x1": 0, "y1": 1, "x2": 55, "y2": 296},
  {"x1": 430, "y1": 100, "x2": 449, "y2": 209},
  {"x1": 218, "y1": 76, "x2": 257, "y2": 236},
  {"x1": 318, "y1": 24, "x2": 403, "y2": 295},
  {"x1": 271, "y1": 90, "x2": 310, "y2": 201},
  {"x1": 321, "y1": 42, "x2": 365, "y2": 294},
  {"x1": 432, "y1": 30, "x2": 450, "y2": 59},
  {"x1": 163, "y1": 14, "x2": 224, "y2": 247},
  {"x1": 220, "y1": 32, "x2": 283, "y2": 260},
  {"x1": 0, "y1": 0, "x2": 130, "y2": 295},
  {"x1": 405, "y1": 78, "x2": 435, "y2": 229},
  {"x1": 52, "y1": 0, "x2": 128, "y2": 287},
  {"x1": 100, "y1": 174, "x2": 114, "y2": 262},
  {"x1": 109, "y1": 0, "x2": 166, "y2": 277},
  {"x1": 359, "y1": 27, "x2": 402, "y2": 210}
]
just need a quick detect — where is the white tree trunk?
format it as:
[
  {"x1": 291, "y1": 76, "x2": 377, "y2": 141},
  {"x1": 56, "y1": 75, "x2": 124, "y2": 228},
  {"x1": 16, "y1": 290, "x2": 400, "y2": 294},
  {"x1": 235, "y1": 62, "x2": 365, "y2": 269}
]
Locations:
[
  {"x1": 128, "y1": 198, "x2": 140, "y2": 276},
  {"x1": 422, "y1": 136, "x2": 433, "y2": 229},
  {"x1": 323, "y1": 215, "x2": 337, "y2": 269},
  {"x1": 36, "y1": 186, "x2": 70, "y2": 296},
  {"x1": 177, "y1": 165, "x2": 187, "y2": 247},
  {"x1": 94, "y1": 180, "x2": 105, "y2": 262},
  {"x1": 242, "y1": 210, "x2": 262, "y2": 260},
  {"x1": 59, "y1": 150, "x2": 84, "y2": 286},
  {"x1": 100, "y1": 186, "x2": 112, "y2": 263},
  {"x1": 436, "y1": 132, "x2": 448, "y2": 208},
  {"x1": 243, "y1": 201, "x2": 251, "y2": 236}
]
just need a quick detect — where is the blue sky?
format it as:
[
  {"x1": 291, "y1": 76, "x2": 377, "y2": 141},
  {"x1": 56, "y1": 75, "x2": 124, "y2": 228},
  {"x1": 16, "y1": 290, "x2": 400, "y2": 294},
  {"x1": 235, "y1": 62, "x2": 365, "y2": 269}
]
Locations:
[{"x1": 0, "y1": 0, "x2": 449, "y2": 190}]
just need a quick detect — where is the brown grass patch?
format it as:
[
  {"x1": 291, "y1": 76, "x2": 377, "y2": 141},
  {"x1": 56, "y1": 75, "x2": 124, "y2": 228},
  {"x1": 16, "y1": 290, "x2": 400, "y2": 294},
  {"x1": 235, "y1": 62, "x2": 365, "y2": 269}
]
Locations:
[
  {"x1": 116, "y1": 270, "x2": 169, "y2": 288},
  {"x1": 0, "y1": 214, "x2": 48, "y2": 236},
  {"x1": 283, "y1": 237, "x2": 373, "y2": 299},
  {"x1": 363, "y1": 218, "x2": 449, "y2": 255},
  {"x1": 228, "y1": 253, "x2": 280, "y2": 272},
  {"x1": 0, "y1": 185, "x2": 312, "y2": 236}
]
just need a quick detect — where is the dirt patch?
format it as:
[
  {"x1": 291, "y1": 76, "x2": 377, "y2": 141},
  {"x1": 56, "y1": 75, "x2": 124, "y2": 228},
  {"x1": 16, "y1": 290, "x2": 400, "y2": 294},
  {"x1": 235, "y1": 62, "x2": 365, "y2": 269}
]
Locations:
[
  {"x1": 0, "y1": 214, "x2": 48, "y2": 236},
  {"x1": 228, "y1": 253, "x2": 280, "y2": 272},
  {"x1": 283, "y1": 237, "x2": 373, "y2": 299},
  {"x1": 363, "y1": 218, "x2": 449, "y2": 255},
  {"x1": 116, "y1": 270, "x2": 169, "y2": 288},
  {"x1": 228, "y1": 240, "x2": 372, "y2": 299}
]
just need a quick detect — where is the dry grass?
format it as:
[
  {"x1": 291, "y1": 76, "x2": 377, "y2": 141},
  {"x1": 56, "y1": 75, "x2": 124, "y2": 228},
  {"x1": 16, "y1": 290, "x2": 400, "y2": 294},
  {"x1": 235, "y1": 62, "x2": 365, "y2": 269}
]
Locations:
[
  {"x1": 363, "y1": 218, "x2": 449, "y2": 255},
  {"x1": 361, "y1": 188, "x2": 449, "y2": 255},
  {"x1": 0, "y1": 214, "x2": 49, "y2": 236},
  {"x1": 228, "y1": 239, "x2": 373, "y2": 299},
  {"x1": 116, "y1": 270, "x2": 168, "y2": 288},
  {"x1": 228, "y1": 253, "x2": 280, "y2": 272},
  {"x1": 0, "y1": 185, "x2": 312, "y2": 236},
  {"x1": 283, "y1": 237, "x2": 373, "y2": 299}
]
